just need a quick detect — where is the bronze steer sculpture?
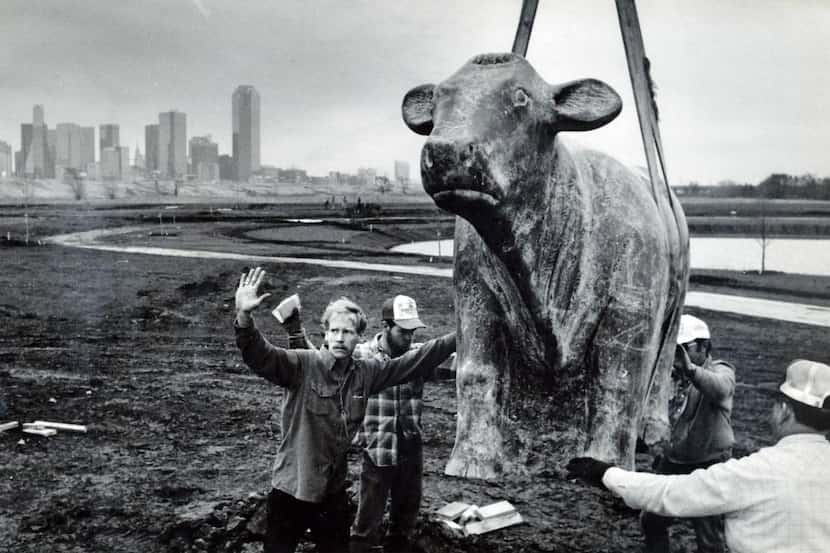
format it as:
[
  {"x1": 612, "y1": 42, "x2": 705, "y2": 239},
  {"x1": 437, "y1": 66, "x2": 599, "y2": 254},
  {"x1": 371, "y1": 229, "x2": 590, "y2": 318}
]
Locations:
[{"x1": 402, "y1": 53, "x2": 689, "y2": 478}]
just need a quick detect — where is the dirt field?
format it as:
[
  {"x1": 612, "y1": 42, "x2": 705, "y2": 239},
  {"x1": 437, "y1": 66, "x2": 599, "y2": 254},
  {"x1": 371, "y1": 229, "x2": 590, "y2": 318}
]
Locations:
[{"x1": 1, "y1": 203, "x2": 828, "y2": 553}]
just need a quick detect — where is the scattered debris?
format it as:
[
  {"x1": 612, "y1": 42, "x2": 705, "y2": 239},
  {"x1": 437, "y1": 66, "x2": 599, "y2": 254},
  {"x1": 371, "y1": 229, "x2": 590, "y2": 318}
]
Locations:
[
  {"x1": 33, "y1": 420, "x2": 88, "y2": 433},
  {"x1": 22, "y1": 426, "x2": 57, "y2": 437},
  {"x1": 436, "y1": 501, "x2": 470, "y2": 522},
  {"x1": 434, "y1": 500, "x2": 524, "y2": 536},
  {"x1": 0, "y1": 421, "x2": 20, "y2": 432},
  {"x1": 465, "y1": 511, "x2": 524, "y2": 536}
]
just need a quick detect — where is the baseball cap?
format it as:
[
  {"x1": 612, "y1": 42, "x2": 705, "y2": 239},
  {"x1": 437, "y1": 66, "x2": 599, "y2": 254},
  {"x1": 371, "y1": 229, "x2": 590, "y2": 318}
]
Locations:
[
  {"x1": 381, "y1": 295, "x2": 426, "y2": 330},
  {"x1": 676, "y1": 314, "x2": 710, "y2": 345},
  {"x1": 779, "y1": 359, "x2": 830, "y2": 409}
]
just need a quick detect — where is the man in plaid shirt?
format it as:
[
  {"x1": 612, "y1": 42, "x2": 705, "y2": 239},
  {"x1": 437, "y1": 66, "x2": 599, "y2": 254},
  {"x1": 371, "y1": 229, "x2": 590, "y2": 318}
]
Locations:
[
  {"x1": 348, "y1": 295, "x2": 434, "y2": 553},
  {"x1": 278, "y1": 294, "x2": 445, "y2": 553}
]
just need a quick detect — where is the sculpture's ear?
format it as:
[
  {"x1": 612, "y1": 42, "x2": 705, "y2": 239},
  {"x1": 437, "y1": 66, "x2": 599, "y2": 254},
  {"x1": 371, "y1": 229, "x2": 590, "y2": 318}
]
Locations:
[
  {"x1": 550, "y1": 78, "x2": 622, "y2": 132},
  {"x1": 402, "y1": 84, "x2": 435, "y2": 135}
]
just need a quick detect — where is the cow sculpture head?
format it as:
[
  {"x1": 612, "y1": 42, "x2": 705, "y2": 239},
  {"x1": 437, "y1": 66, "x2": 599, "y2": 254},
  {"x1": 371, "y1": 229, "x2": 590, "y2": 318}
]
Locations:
[{"x1": 402, "y1": 53, "x2": 622, "y2": 224}]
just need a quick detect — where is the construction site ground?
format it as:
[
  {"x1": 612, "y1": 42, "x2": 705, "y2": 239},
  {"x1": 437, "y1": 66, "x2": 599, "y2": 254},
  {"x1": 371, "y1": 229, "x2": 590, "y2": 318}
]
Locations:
[{"x1": 1, "y1": 203, "x2": 828, "y2": 553}]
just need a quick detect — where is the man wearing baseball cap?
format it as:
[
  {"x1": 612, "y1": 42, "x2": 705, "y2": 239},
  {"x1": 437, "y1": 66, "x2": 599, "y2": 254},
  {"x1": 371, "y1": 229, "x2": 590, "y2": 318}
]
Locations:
[
  {"x1": 567, "y1": 358, "x2": 830, "y2": 553},
  {"x1": 275, "y1": 294, "x2": 443, "y2": 553},
  {"x1": 640, "y1": 314, "x2": 736, "y2": 553},
  {"x1": 349, "y1": 295, "x2": 434, "y2": 553}
]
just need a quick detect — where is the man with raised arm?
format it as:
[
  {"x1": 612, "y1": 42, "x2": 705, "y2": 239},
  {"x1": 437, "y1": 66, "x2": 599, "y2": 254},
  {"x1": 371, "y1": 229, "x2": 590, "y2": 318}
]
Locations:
[{"x1": 234, "y1": 267, "x2": 455, "y2": 553}]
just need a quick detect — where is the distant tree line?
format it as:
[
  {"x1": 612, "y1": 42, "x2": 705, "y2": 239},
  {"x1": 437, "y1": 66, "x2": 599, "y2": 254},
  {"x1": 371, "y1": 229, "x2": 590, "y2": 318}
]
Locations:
[{"x1": 676, "y1": 173, "x2": 830, "y2": 200}]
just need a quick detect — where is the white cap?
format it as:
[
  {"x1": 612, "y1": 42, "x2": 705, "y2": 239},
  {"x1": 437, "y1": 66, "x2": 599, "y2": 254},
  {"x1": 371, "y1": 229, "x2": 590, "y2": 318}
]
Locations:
[
  {"x1": 381, "y1": 295, "x2": 426, "y2": 330},
  {"x1": 779, "y1": 359, "x2": 830, "y2": 409},
  {"x1": 676, "y1": 314, "x2": 710, "y2": 345}
]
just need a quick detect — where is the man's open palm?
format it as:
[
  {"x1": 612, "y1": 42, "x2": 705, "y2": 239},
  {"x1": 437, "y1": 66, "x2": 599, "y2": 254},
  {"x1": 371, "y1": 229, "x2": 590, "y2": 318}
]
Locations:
[{"x1": 236, "y1": 267, "x2": 271, "y2": 313}]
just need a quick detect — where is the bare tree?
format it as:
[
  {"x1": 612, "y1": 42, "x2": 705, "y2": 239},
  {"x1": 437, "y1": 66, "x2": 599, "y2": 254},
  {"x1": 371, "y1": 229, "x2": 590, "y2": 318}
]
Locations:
[
  {"x1": 756, "y1": 194, "x2": 771, "y2": 274},
  {"x1": 64, "y1": 168, "x2": 85, "y2": 200}
]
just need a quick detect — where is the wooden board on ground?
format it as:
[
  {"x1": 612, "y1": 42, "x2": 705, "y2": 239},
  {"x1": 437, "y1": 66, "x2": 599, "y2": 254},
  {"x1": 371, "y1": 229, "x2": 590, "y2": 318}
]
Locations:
[
  {"x1": 0, "y1": 421, "x2": 20, "y2": 432},
  {"x1": 464, "y1": 511, "x2": 524, "y2": 536},
  {"x1": 23, "y1": 427, "x2": 57, "y2": 437},
  {"x1": 33, "y1": 420, "x2": 88, "y2": 433},
  {"x1": 435, "y1": 501, "x2": 471, "y2": 521},
  {"x1": 477, "y1": 500, "x2": 516, "y2": 520}
]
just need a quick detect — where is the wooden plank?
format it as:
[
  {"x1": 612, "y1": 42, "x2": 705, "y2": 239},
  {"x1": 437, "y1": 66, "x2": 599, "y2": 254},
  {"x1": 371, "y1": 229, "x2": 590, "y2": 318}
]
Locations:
[
  {"x1": 511, "y1": 0, "x2": 540, "y2": 57},
  {"x1": 465, "y1": 511, "x2": 524, "y2": 536},
  {"x1": 22, "y1": 427, "x2": 57, "y2": 437},
  {"x1": 32, "y1": 420, "x2": 88, "y2": 433},
  {"x1": 615, "y1": 0, "x2": 669, "y2": 202},
  {"x1": 0, "y1": 421, "x2": 19, "y2": 432},
  {"x1": 477, "y1": 500, "x2": 516, "y2": 520},
  {"x1": 436, "y1": 501, "x2": 471, "y2": 521}
]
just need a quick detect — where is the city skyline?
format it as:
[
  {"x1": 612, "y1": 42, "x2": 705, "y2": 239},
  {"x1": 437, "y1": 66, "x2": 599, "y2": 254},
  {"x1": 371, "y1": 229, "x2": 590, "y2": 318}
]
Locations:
[{"x1": 1, "y1": 1, "x2": 829, "y2": 185}]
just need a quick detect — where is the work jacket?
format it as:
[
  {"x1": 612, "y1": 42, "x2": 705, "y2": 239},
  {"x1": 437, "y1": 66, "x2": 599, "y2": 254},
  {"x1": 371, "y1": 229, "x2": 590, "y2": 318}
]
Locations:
[
  {"x1": 604, "y1": 434, "x2": 830, "y2": 553},
  {"x1": 666, "y1": 358, "x2": 735, "y2": 463},
  {"x1": 235, "y1": 320, "x2": 455, "y2": 503}
]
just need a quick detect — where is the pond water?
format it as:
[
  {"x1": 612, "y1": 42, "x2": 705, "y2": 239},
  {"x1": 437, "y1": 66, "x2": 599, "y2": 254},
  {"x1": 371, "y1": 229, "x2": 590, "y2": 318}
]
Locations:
[{"x1": 391, "y1": 237, "x2": 830, "y2": 276}]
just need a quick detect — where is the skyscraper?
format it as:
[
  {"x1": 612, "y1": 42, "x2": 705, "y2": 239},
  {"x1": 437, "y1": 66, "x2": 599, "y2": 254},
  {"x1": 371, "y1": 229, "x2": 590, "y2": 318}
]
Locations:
[
  {"x1": 158, "y1": 111, "x2": 186, "y2": 178},
  {"x1": 56, "y1": 123, "x2": 83, "y2": 170},
  {"x1": 0, "y1": 141, "x2": 11, "y2": 178},
  {"x1": 80, "y1": 127, "x2": 95, "y2": 168},
  {"x1": 144, "y1": 124, "x2": 159, "y2": 173},
  {"x1": 101, "y1": 146, "x2": 129, "y2": 181},
  {"x1": 232, "y1": 85, "x2": 260, "y2": 182},
  {"x1": 99, "y1": 124, "x2": 120, "y2": 161},
  {"x1": 189, "y1": 135, "x2": 219, "y2": 182},
  {"x1": 30, "y1": 105, "x2": 50, "y2": 178},
  {"x1": 19, "y1": 123, "x2": 32, "y2": 176}
]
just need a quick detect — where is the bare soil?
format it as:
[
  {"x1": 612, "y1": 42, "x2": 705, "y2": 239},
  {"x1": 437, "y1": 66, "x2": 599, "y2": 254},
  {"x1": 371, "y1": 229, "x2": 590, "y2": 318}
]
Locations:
[{"x1": 1, "y1": 204, "x2": 828, "y2": 553}]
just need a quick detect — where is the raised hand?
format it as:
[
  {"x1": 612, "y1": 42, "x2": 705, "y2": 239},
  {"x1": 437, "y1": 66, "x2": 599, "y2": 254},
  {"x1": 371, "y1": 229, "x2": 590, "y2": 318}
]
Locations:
[{"x1": 235, "y1": 267, "x2": 271, "y2": 315}]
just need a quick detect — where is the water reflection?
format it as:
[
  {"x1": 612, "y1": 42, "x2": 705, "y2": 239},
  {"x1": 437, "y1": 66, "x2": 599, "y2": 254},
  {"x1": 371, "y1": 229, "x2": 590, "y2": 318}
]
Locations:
[{"x1": 390, "y1": 237, "x2": 830, "y2": 276}]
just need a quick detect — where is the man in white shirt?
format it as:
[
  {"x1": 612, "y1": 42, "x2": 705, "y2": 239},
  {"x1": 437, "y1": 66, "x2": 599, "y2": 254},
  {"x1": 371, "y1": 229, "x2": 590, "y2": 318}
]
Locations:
[{"x1": 567, "y1": 359, "x2": 830, "y2": 553}]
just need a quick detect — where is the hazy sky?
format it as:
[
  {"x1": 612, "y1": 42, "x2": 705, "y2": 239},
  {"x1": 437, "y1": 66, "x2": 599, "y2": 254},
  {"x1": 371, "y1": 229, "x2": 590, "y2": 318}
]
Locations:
[{"x1": 1, "y1": 0, "x2": 828, "y2": 185}]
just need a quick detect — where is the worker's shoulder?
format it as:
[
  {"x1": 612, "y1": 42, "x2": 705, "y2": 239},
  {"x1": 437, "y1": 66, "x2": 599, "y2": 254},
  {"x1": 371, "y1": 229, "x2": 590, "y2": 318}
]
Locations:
[{"x1": 709, "y1": 358, "x2": 736, "y2": 373}]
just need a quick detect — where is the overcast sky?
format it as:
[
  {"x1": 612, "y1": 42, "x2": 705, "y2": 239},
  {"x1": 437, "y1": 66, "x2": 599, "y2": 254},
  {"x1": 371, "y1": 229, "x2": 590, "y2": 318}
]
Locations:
[{"x1": 1, "y1": 0, "x2": 828, "y2": 185}]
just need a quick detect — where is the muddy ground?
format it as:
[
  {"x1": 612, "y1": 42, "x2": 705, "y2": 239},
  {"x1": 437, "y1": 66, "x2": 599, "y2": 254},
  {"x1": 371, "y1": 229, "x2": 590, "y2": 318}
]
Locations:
[{"x1": 1, "y1": 203, "x2": 828, "y2": 553}]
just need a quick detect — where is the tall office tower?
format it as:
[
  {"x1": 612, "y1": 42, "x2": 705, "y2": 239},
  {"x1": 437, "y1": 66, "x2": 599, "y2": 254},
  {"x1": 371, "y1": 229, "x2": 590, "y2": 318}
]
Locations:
[
  {"x1": 189, "y1": 135, "x2": 219, "y2": 182},
  {"x1": 56, "y1": 123, "x2": 83, "y2": 170},
  {"x1": 80, "y1": 127, "x2": 95, "y2": 167},
  {"x1": 46, "y1": 129, "x2": 56, "y2": 177},
  {"x1": 133, "y1": 145, "x2": 145, "y2": 170},
  {"x1": 19, "y1": 124, "x2": 32, "y2": 176},
  {"x1": 144, "y1": 124, "x2": 159, "y2": 173},
  {"x1": 0, "y1": 141, "x2": 11, "y2": 178},
  {"x1": 101, "y1": 146, "x2": 129, "y2": 180},
  {"x1": 232, "y1": 85, "x2": 260, "y2": 182},
  {"x1": 29, "y1": 105, "x2": 50, "y2": 177},
  {"x1": 158, "y1": 111, "x2": 186, "y2": 178},
  {"x1": 218, "y1": 154, "x2": 233, "y2": 181},
  {"x1": 99, "y1": 124, "x2": 120, "y2": 160}
]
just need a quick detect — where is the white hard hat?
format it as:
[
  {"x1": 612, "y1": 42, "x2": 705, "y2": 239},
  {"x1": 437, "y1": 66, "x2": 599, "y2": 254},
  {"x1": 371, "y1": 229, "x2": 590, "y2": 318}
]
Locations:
[
  {"x1": 676, "y1": 314, "x2": 710, "y2": 345},
  {"x1": 780, "y1": 359, "x2": 830, "y2": 409}
]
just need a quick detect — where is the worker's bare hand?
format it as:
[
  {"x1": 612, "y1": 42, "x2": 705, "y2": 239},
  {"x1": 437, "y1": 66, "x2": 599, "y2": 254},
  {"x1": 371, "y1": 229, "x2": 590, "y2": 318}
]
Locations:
[{"x1": 236, "y1": 267, "x2": 271, "y2": 315}]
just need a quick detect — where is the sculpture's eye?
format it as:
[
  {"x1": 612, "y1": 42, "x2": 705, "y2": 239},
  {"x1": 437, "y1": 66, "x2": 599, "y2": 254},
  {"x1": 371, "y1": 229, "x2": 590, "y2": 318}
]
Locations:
[{"x1": 513, "y1": 88, "x2": 529, "y2": 107}]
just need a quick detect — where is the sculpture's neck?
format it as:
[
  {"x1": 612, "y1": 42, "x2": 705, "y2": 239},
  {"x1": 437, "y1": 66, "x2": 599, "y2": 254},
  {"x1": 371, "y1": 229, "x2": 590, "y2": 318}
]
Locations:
[{"x1": 486, "y1": 140, "x2": 586, "y2": 297}]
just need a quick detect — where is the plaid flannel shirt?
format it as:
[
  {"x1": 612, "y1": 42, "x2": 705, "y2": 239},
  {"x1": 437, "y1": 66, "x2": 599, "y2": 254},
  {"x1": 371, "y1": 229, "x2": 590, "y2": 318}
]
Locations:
[{"x1": 353, "y1": 333, "x2": 425, "y2": 467}]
